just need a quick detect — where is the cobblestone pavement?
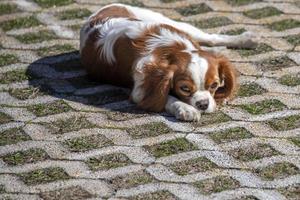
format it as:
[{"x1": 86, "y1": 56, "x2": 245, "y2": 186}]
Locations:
[{"x1": 0, "y1": 0, "x2": 300, "y2": 199}]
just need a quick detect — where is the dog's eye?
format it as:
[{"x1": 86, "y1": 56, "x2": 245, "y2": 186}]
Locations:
[
  {"x1": 210, "y1": 82, "x2": 218, "y2": 89},
  {"x1": 180, "y1": 85, "x2": 191, "y2": 93}
]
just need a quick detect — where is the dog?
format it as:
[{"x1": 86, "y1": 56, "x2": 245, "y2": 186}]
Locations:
[{"x1": 80, "y1": 3, "x2": 256, "y2": 121}]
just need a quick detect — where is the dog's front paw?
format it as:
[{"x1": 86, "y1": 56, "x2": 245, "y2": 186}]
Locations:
[{"x1": 174, "y1": 103, "x2": 201, "y2": 122}]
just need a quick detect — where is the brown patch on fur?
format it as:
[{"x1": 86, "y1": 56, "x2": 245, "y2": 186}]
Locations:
[{"x1": 89, "y1": 5, "x2": 136, "y2": 26}]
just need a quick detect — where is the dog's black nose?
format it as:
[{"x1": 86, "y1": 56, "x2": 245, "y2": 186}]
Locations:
[{"x1": 196, "y1": 99, "x2": 209, "y2": 110}]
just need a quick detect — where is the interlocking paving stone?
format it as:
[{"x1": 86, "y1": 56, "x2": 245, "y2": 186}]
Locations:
[{"x1": 1, "y1": 0, "x2": 300, "y2": 199}]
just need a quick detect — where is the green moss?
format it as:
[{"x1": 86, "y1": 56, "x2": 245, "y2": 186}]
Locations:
[
  {"x1": 290, "y1": 137, "x2": 300, "y2": 147},
  {"x1": 255, "y1": 162, "x2": 299, "y2": 180},
  {"x1": 0, "y1": 54, "x2": 18, "y2": 67},
  {"x1": 83, "y1": 89, "x2": 129, "y2": 105},
  {"x1": 285, "y1": 34, "x2": 300, "y2": 46},
  {"x1": 230, "y1": 143, "x2": 280, "y2": 161},
  {"x1": 40, "y1": 186, "x2": 93, "y2": 200},
  {"x1": 15, "y1": 30, "x2": 57, "y2": 44},
  {"x1": 176, "y1": 3, "x2": 212, "y2": 16},
  {"x1": 279, "y1": 185, "x2": 300, "y2": 200},
  {"x1": 222, "y1": 28, "x2": 246, "y2": 35},
  {"x1": 8, "y1": 87, "x2": 45, "y2": 100},
  {"x1": 235, "y1": 43, "x2": 273, "y2": 57},
  {"x1": 169, "y1": 157, "x2": 217, "y2": 176},
  {"x1": 279, "y1": 74, "x2": 300, "y2": 87},
  {"x1": 57, "y1": 8, "x2": 92, "y2": 20},
  {"x1": 146, "y1": 138, "x2": 198, "y2": 158},
  {"x1": 41, "y1": 116, "x2": 95, "y2": 134},
  {"x1": 0, "y1": 128, "x2": 31, "y2": 146},
  {"x1": 0, "y1": 4, "x2": 19, "y2": 15},
  {"x1": 0, "y1": 112, "x2": 13, "y2": 124},
  {"x1": 243, "y1": 7, "x2": 282, "y2": 19},
  {"x1": 127, "y1": 122, "x2": 172, "y2": 139},
  {"x1": 239, "y1": 99, "x2": 286, "y2": 115},
  {"x1": 237, "y1": 83, "x2": 266, "y2": 97},
  {"x1": 2, "y1": 149, "x2": 49, "y2": 165},
  {"x1": 0, "y1": 69, "x2": 30, "y2": 84},
  {"x1": 19, "y1": 167, "x2": 70, "y2": 185},
  {"x1": 268, "y1": 19, "x2": 300, "y2": 31},
  {"x1": 111, "y1": 171, "x2": 153, "y2": 189},
  {"x1": 192, "y1": 17, "x2": 233, "y2": 29},
  {"x1": 37, "y1": 44, "x2": 76, "y2": 57},
  {"x1": 192, "y1": 111, "x2": 231, "y2": 127},
  {"x1": 209, "y1": 127, "x2": 253, "y2": 144},
  {"x1": 257, "y1": 56, "x2": 296, "y2": 71},
  {"x1": 87, "y1": 153, "x2": 131, "y2": 171},
  {"x1": 131, "y1": 191, "x2": 177, "y2": 200},
  {"x1": 33, "y1": 0, "x2": 74, "y2": 8},
  {"x1": 64, "y1": 134, "x2": 112, "y2": 152},
  {"x1": 27, "y1": 100, "x2": 72, "y2": 117},
  {"x1": 0, "y1": 16, "x2": 40, "y2": 31},
  {"x1": 268, "y1": 115, "x2": 300, "y2": 131},
  {"x1": 194, "y1": 176, "x2": 240, "y2": 194},
  {"x1": 226, "y1": 0, "x2": 262, "y2": 6}
]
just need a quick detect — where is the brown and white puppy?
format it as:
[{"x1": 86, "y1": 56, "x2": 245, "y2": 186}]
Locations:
[{"x1": 80, "y1": 4, "x2": 254, "y2": 121}]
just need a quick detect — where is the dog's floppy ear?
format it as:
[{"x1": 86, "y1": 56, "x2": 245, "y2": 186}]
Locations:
[
  {"x1": 137, "y1": 61, "x2": 176, "y2": 112},
  {"x1": 214, "y1": 56, "x2": 238, "y2": 103}
]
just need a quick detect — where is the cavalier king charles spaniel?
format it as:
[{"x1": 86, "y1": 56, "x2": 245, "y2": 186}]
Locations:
[{"x1": 80, "y1": 4, "x2": 256, "y2": 121}]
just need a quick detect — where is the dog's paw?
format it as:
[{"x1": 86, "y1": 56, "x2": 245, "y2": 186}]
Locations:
[
  {"x1": 239, "y1": 31, "x2": 259, "y2": 49},
  {"x1": 174, "y1": 103, "x2": 201, "y2": 122}
]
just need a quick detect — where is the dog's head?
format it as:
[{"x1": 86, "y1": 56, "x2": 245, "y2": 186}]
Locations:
[{"x1": 132, "y1": 25, "x2": 238, "y2": 112}]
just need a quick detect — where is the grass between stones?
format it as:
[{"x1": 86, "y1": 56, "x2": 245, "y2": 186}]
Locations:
[
  {"x1": 32, "y1": 0, "x2": 74, "y2": 8},
  {"x1": 160, "y1": 0, "x2": 181, "y2": 3},
  {"x1": 40, "y1": 186, "x2": 93, "y2": 200},
  {"x1": 15, "y1": 30, "x2": 57, "y2": 44},
  {"x1": 194, "y1": 176, "x2": 240, "y2": 194},
  {"x1": 237, "y1": 83, "x2": 266, "y2": 97},
  {"x1": 41, "y1": 116, "x2": 95, "y2": 134},
  {"x1": 0, "y1": 69, "x2": 30, "y2": 84},
  {"x1": 86, "y1": 153, "x2": 132, "y2": 171},
  {"x1": 268, "y1": 115, "x2": 300, "y2": 131},
  {"x1": 279, "y1": 185, "x2": 300, "y2": 200},
  {"x1": 57, "y1": 8, "x2": 92, "y2": 20},
  {"x1": 192, "y1": 17, "x2": 233, "y2": 29},
  {"x1": 221, "y1": 28, "x2": 246, "y2": 35},
  {"x1": 255, "y1": 162, "x2": 300, "y2": 180},
  {"x1": 209, "y1": 127, "x2": 253, "y2": 144},
  {"x1": 285, "y1": 34, "x2": 300, "y2": 46},
  {"x1": 239, "y1": 99, "x2": 286, "y2": 115},
  {"x1": 82, "y1": 89, "x2": 129, "y2": 105},
  {"x1": 257, "y1": 56, "x2": 296, "y2": 71},
  {"x1": 0, "y1": 16, "x2": 41, "y2": 31},
  {"x1": 235, "y1": 43, "x2": 273, "y2": 57},
  {"x1": 145, "y1": 138, "x2": 198, "y2": 158},
  {"x1": 120, "y1": 0, "x2": 145, "y2": 7},
  {"x1": 289, "y1": 137, "x2": 300, "y2": 147},
  {"x1": 2, "y1": 149, "x2": 49, "y2": 165},
  {"x1": 127, "y1": 122, "x2": 172, "y2": 139},
  {"x1": 279, "y1": 74, "x2": 300, "y2": 86},
  {"x1": 8, "y1": 87, "x2": 45, "y2": 100},
  {"x1": 64, "y1": 134, "x2": 112, "y2": 152},
  {"x1": 0, "y1": 112, "x2": 13, "y2": 124},
  {"x1": 27, "y1": 100, "x2": 72, "y2": 117},
  {"x1": 0, "y1": 4, "x2": 19, "y2": 15},
  {"x1": 37, "y1": 44, "x2": 76, "y2": 57},
  {"x1": 131, "y1": 191, "x2": 177, "y2": 200},
  {"x1": 226, "y1": 0, "x2": 262, "y2": 6},
  {"x1": 192, "y1": 111, "x2": 231, "y2": 127},
  {"x1": 230, "y1": 143, "x2": 280, "y2": 161},
  {"x1": 0, "y1": 54, "x2": 18, "y2": 67},
  {"x1": 111, "y1": 170, "x2": 154, "y2": 189},
  {"x1": 0, "y1": 128, "x2": 31, "y2": 146},
  {"x1": 105, "y1": 106, "x2": 148, "y2": 121},
  {"x1": 175, "y1": 3, "x2": 212, "y2": 16},
  {"x1": 19, "y1": 167, "x2": 70, "y2": 185},
  {"x1": 0, "y1": 185, "x2": 4, "y2": 193},
  {"x1": 243, "y1": 7, "x2": 282, "y2": 19},
  {"x1": 268, "y1": 19, "x2": 300, "y2": 31},
  {"x1": 169, "y1": 157, "x2": 217, "y2": 176}
]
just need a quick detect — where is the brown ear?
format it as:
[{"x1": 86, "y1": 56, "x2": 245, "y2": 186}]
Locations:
[
  {"x1": 214, "y1": 56, "x2": 238, "y2": 103},
  {"x1": 137, "y1": 63, "x2": 175, "y2": 112}
]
